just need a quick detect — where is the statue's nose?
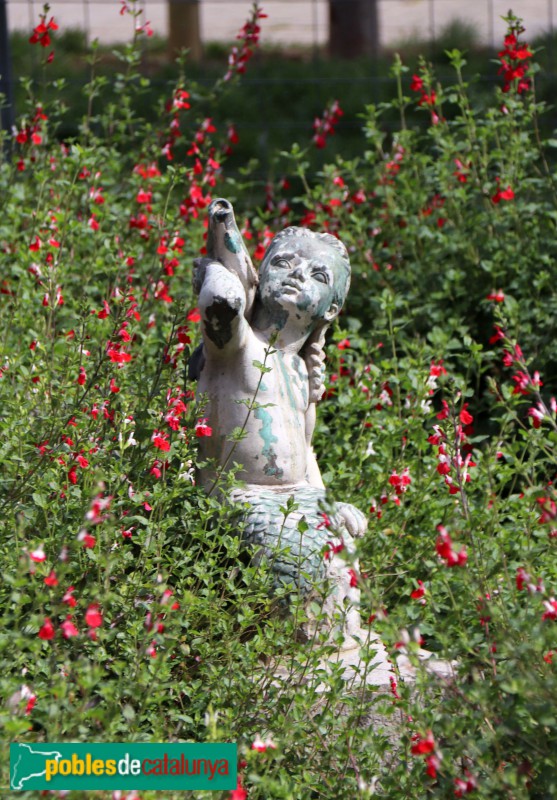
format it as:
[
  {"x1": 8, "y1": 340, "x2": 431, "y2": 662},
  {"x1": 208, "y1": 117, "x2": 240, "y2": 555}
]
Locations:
[{"x1": 290, "y1": 263, "x2": 307, "y2": 280}]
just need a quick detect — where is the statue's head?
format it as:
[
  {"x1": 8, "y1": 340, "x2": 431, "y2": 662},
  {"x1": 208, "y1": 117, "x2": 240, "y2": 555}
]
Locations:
[{"x1": 257, "y1": 227, "x2": 351, "y2": 330}]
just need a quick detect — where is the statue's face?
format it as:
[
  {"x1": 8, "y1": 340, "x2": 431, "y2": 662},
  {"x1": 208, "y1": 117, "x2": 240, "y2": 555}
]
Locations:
[{"x1": 259, "y1": 237, "x2": 346, "y2": 327}]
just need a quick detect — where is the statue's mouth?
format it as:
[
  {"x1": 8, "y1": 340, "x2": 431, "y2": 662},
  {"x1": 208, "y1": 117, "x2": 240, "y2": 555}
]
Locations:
[{"x1": 282, "y1": 280, "x2": 303, "y2": 292}]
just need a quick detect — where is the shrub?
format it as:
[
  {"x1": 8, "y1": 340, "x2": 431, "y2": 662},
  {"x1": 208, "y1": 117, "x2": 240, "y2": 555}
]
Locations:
[{"x1": 1, "y1": 5, "x2": 556, "y2": 798}]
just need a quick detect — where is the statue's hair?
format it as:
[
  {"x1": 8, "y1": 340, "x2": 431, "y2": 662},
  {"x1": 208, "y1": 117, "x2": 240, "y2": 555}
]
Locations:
[
  {"x1": 270, "y1": 226, "x2": 350, "y2": 262},
  {"x1": 264, "y1": 226, "x2": 351, "y2": 403}
]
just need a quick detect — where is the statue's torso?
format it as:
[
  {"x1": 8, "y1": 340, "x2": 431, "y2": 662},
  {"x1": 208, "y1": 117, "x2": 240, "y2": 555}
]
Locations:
[{"x1": 196, "y1": 330, "x2": 311, "y2": 489}]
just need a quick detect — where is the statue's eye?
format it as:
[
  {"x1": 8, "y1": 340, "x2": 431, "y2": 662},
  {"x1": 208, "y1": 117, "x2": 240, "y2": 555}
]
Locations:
[
  {"x1": 273, "y1": 257, "x2": 290, "y2": 269},
  {"x1": 312, "y1": 271, "x2": 329, "y2": 284}
]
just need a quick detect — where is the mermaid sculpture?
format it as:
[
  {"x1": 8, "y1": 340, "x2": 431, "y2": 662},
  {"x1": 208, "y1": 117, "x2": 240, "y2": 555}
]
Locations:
[
  {"x1": 192, "y1": 198, "x2": 368, "y2": 644},
  {"x1": 191, "y1": 199, "x2": 456, "y2": 684}
]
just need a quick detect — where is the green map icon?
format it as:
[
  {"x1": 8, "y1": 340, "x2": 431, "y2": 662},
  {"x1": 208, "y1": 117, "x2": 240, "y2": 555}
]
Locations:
[{"x1": 11, "y1": 744, "x2": 64, "y2": 790}]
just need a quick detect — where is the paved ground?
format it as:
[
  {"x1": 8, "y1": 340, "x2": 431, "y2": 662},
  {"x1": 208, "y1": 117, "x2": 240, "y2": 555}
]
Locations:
[{"x1": 7, "y1": 0, "x2": 556, "y2": 48}]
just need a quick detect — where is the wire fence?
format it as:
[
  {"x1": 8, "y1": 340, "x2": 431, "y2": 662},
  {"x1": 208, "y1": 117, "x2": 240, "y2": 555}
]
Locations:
[
  {"x1": 3, "y1": 0, "x2": 557, "y2": 150},
  {"x1": 5, "y1": 0, "x2": 557, "y2": 49}
]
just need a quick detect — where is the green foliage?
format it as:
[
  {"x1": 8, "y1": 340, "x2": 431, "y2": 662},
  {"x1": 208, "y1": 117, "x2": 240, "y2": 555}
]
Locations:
[{"x1": 1, "y1": 6, "x2": 557, "y2": 799}]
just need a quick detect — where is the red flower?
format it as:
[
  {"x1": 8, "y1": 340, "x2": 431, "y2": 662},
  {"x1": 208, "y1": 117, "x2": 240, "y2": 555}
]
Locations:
[
  {"x1": 512, "y1": 370, "x2": 542, "y2": 396},
  {"x1": 78, "y1": 530, "x2": 97, "y2": 548},
  {"x1": 459, "y1": 404, "x2": 473, "y2": 425},
  {"x1": 195, "y1": 419, "x2": 213, "y2": 437},
  {"x1": 516, "y1": 567, "x2": 530, "y2": 591},
  {"x1": 25, "y1": 693, "x2": 37, "y2": 715},
  {"x1": 537, "y1": 497, "x2": 557, "y2": 525},
  {"x1": 61, "y1": 616, "x2": 79, "y2": 638},
  {"x1": 251, "y1": 736, "x2": 267, "y2": 752},
  {"x1": 429, "y1": 360, "x2": 447, "y2": 378},
  {"x1": 435, "y1": 456, "x2": 450, "y2": 479},
  {"x1": 107, "y1": 346, "x2": 132, "y2": 363},
  {"x1": 410, "y1": 74, "x2": 424, "y2": 92},
  {"x1": 489, "y1": 325, "x2": 505, "y2": 344},
  {"x1": 29, "y1": 15, "x2": 58, "y2": 47},
  {"x1": 498, "y1": 23, "x2": 532, "y2": 93},
  {"x1": 427, "y1": 426, "x2": 444, "y2": 446},
  {"x1": 316, "y1": 513, "x2": 332, "y2": 531},
  {"x1": 418, "y1": 91, "x2": 437, "y2": 107},
  {"x1": 388, "y1": 468, "x2": 411, "y2": 494},
  {"x1": 528, "y1": 405, "x2": 544, "y2": 428},
  {"x1": 152, "y1": 430, "x2": 171, "y2": 451},
  {"x1": 97, "y1": 300, "x2": 110, "y2": 319},
  {"x1": 136, "y1": 188, "x2": 152, "y2": 204},
  {"x1": 230, "y1": 779, "x2": 248, "y2": 800},
  {"x1": 454, "y1": 775, "x2": 477, "y2": 796},
  {"x1": 453, "y1": 158, "x2": 470, "y2": 183},
  {"x1": 85, "y1": 604, "x2": 103, "y2": 628},
  {"x1": 542, "y1": 598, "x2": 557, "y2": 621},
  {"x1": 436, "y1": 399, "x2": 449, "y2": 420},
  {"x1": 487, "y1": 290, "x2": 505, "y2": 302},
  {"x1": 312, "y1": 100, "x2": 343, "y2": 149},
  {"x1": 161, "y1": 589, "x2": 180, "y2": 610},
  {"x1": 425, "y1": 753, "x2": 441, "y2": 779},
  {"x1": 411, "y1": 730, "x2": 435, "y2": 756},
  {"x1": 323, "y1": 538, "x2": 344, "y2": 559},
  {"x1": 389, "y1": 675, "x2": 401, "y2": 700},
  {"x1": 38, "y1": 617, "x2": 55, "y2": 640},
  {"x1": 227, "y1": 124, "x2": 240, "y2": 144},
  {"x1": 411, "y1": 580, "x2": 426, "y2": 600},
  {"x1": 492, "y1": 185, "x2": 515, "y2": 204},
  {"x1": 223, "y1": 3, "x2": 267, "y2": 82},
  {"x1": 86, "y1": 493, "x2": 112, "y2": 524},
  {"x1": 29, "y1": 546, "x2": 46, "y2": 563},
  {"x1": 63, "y1": 586, "x2": 77, "y2": 608},
  {"x1": 44, "y1": 570, "x2": 58, "y2": 587},
  {"x1": 436, "y1": 527, "x2": 467, "y2": 567},
  {"x1": 173, "y1": 89, "x2": 190, "y2": 110}
]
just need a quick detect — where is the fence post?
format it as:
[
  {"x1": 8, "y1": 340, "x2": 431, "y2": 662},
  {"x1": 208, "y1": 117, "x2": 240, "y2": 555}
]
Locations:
[
  {"x1": 168, "y1": 0, "x2": 202, "y2": 61},
  {"x1": 329, "y1": 0, "x2": 379, "y2": 59},
  {"x1": 0, "y1": 0, "x2": 15, "y2": 135}
]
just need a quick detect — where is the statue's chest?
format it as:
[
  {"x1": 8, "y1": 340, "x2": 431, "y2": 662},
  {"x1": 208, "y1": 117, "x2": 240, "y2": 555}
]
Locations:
[{"x1": 257, "y1": 351, "x2": 309, "y2": 413}]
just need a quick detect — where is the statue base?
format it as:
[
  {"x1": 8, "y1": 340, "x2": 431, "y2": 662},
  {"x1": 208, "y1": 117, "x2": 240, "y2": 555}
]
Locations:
[{"x1": 269, "y1": 631, "x2": 456, "y2": 693}]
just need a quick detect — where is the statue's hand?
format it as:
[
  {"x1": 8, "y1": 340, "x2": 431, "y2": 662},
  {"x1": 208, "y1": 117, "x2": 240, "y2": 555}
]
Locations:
[
  {"x1": 334, "y1": 502, "x2": 368, "y2": 539},
  {"x1": 307, "y1": 342, "x2": 326, "y2": 402}
]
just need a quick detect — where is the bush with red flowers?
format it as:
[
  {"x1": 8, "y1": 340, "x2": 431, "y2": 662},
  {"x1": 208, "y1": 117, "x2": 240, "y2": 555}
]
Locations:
[{"x1": 1, "y1": 7, "x2": 556, "y2": 799}]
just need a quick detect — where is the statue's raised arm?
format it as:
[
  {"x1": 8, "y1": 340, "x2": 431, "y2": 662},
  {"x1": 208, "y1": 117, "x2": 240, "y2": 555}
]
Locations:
[
  {"x1": 191, "y1": 199, "x2": 259, "y2": 368},
  {"x1": 193, "y1": 198, "x2": 258, "y2": 317}
]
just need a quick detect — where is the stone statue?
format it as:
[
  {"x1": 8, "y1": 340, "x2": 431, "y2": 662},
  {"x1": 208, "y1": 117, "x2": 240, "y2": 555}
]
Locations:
[
  {"x1": 192, "y1": 198, "x2": 367, "y2": 644},
  {"x1": 192, "y1": 199, "x2": 456, "y2": 684}
]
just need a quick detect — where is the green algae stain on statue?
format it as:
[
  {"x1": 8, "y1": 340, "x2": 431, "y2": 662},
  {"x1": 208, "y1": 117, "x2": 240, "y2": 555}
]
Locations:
[
  {"x1": 253, "y1": 406, "x2": 283, "y2": 479},
  {"x1": 192, "y1": 198, "x2": 367, "y2": 640}
]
